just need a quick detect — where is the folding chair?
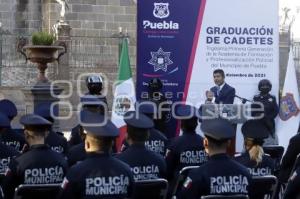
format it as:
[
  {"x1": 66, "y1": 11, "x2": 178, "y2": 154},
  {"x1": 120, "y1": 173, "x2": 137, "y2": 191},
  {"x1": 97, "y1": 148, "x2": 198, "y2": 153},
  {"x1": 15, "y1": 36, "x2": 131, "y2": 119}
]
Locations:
[
  {"x1": 171, "y1": 166, "x2": 200, "y2": 199},
  {"x1": 263, "y1": 145, "x2": 284, "y2": 173},
  {"x1": 201, "y1": 195, "x2": 249, "y2": 199},
  {"x1": 133, "y1": 178, "x2": 168, "y2": 199},
  {"x1": 14, "y1": 183, "x2": 61, "y2": 199},
  {"x1": 251, "y1": 175, "x2": 277, "y2": 199}
]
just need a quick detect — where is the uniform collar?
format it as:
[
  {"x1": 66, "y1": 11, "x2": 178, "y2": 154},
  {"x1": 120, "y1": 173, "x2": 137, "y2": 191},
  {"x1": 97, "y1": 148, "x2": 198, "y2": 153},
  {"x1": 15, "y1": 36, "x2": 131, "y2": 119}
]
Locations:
[
  {"x1": 209, "y1": 153, "x2": 229, "y2": 160},
  {"x1": 30, "y1": 144, "x2": 49, "y2": 150},
  {"x1": 86, "y1": 151, "x2": 110, "y2": 158}
]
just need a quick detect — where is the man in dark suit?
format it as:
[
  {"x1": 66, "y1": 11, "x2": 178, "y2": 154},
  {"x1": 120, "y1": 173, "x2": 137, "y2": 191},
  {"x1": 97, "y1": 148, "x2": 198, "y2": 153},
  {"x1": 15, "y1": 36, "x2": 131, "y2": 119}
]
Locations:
[
  {"x1": 206, "y1": 69, "x2": 235, "y2": 104},
  {"x1": 205, "y1": 69, "x2": 236, "y2": 155}
]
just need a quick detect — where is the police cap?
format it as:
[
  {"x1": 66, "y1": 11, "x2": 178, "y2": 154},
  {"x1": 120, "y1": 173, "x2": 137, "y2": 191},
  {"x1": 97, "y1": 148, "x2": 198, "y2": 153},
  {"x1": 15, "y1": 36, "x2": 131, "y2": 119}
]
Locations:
[
  {"x1": 124, "y1": 111, "x2": 154, "y2": 129},
  {"x1": 0, "y1": 99, "x2": 17, "y2": 119},
  {"x1": 201, "y1": 118, "x2": 234, "y2": 141},
  {"x1": 242, "y1": 119, "x2": 269, "y2": 139},
  {"x1": 80, "y1": 110, "x2": 119, "y2": 137},
  {"x1": 0, "y1": 112, "x2": 10, "y2": 128},
  {"x1": 20, "y1": 114, "x2": 52, "y2": 127}
]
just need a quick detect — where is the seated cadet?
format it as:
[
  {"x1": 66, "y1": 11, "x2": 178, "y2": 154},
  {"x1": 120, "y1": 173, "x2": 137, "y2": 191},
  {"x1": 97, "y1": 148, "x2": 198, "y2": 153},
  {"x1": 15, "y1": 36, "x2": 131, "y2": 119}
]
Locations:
[
  {"x1": 59, "y1": 110, "x2": 134, "y2": 199},
  {"x1": 121, "y1": 102, "x2": 168, "y2": 157},
  {"x1": 0, "y1": 113, "x2": 20, "y2": 175},
  {"x1": 0, "y1": 99, "x2": 26, "y2": 152},
  {"x1": 2, "y1": 114, "x2": 68, "y2": 199},
  {"x1": 68, "y1": 75, "x2": 108, "y2": 147},
  {"x1": 235, "y1": 119, "x2": 275, "y2": 176},
  {"x1": 279, "y1": 124, "x2": 300, "y2": 184},
  {"x1": 35, "y1": 104, "x2": 68, "y2": 155},
  {"x1": 66, "y1": 97, "x2": 107, "y2": 166},
  {"x1": 165, "y1": 104, "x2": 208, "y2": 181},
  {"x1": 179, "y1": 118, "x2": 252, "y2": 199},
  {"x1": 116, "y1": 111, "x2": 167, "y2": 181},
  {"x1": 283, "y1": 167, "x2": 300, "y2": 199}
]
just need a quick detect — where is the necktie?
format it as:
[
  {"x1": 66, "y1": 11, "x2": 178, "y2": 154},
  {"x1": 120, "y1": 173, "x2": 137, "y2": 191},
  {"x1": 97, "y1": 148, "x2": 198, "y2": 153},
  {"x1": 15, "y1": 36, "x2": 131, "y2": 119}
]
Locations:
[{"x1": 216, "y1": 86, "x2": 220, "y2": 96}]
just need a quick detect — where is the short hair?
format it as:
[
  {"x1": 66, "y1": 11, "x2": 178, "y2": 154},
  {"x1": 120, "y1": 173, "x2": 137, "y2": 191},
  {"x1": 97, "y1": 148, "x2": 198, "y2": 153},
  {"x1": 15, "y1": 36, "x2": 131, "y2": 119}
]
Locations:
[
  {"x1": 24, "y1": 125, "x2": 49, "y2": 137},
  {"x1": 181, "y1": 117, "x2": 198, "y2": 132},
  {"x1": 206, "y1": 136, "x2": 228, "y2": 149},
  {"x1": 86, "y1": 134, "x2": 114, "y2": 152},
  {"x1": 127, "y1": 125, "x2": 149, "y2": 142},
  {"x1": 213, "y1": 69, "x2": 225, "y2": 78}
]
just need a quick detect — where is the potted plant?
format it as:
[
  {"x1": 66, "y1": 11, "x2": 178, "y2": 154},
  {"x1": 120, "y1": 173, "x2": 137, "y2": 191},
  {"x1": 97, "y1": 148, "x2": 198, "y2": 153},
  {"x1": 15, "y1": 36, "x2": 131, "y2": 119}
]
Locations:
[{"x1": 20, "y1": 31, "x2": 66, "y2": 83}]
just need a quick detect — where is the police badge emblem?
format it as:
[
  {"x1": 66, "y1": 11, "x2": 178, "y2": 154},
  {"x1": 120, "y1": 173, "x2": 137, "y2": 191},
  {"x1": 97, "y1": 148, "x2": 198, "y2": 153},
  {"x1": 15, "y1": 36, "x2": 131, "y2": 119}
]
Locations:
[
  {"x1": 153, "y1": 3, "x2": 170, "y2": 19},
  {"x1": 279, "y1": 93, "x2": 300, "y2": 121}
]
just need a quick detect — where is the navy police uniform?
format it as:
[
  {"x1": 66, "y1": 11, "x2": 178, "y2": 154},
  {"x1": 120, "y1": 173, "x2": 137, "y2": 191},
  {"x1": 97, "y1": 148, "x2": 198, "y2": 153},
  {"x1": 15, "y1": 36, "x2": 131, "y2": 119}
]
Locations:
[
  {"x1": 116, "y1": 111, "x2": 167, "y2": 181},
  {"x1": 121, "y1": 128, "x2": 168, "y2": 157},
  {"x1": 179, "y1": 118, "x2": 252, "y2": 199},
  {"x1": 147, "y1": 78, "x2": 170, "y2": 135},
  {"x1": 252, "y1": 80, "x2": 279, "y2": 136},
  {"x1": 0, "y1": 100, "x2": 26, "y2": 152},
  {"x1": 69, "y1": 92, "x2": 108, "y2": 147},
  {"x1": 165, "y1": 105, "x2": 207, "y2": 180},
  {"x1": 0, "y1": 113, "x2": 20, "y2": 174},
  {"x1": 35, "y1": 104, "x2": 68, "y2": 155},
  {"x1": 235, "y1": 120, "x2": 275, "y2": 176},
  {"x1": 0, "y1": 142, "x2": 19, "y2": 175},
  {"x1": 121, "y1": 102, "x2": 168, "y2": 156},
  {"x1": 2, "y1": 114, "x2": 68, "y2": 199},
  {"x1": 59, "y1": 110, "x2": 134, "y2": 199}
]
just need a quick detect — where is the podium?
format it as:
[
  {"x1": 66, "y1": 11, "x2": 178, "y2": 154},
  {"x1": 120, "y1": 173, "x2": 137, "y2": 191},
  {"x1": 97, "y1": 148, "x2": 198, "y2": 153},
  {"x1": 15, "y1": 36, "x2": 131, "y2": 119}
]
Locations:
[
  {"x1": 200, "y1": 104, "x2": 254, "y2": 124},
  {"x1": 200, "y1": 103, "x2": 256, "y2": 155}
]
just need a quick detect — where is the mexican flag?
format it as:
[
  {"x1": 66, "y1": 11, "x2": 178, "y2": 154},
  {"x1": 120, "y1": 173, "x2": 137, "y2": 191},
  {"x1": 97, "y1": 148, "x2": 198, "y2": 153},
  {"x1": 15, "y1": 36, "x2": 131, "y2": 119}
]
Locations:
[{"x1": 112, "y1": 38, "x2": 136, "y2": 151}]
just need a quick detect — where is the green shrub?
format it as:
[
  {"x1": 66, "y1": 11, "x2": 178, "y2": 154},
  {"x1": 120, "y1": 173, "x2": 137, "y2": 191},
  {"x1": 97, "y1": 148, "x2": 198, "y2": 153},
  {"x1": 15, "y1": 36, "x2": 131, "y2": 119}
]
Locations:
[{"x1": 32, "y1": 32, "x2": 55, "y2": 45}]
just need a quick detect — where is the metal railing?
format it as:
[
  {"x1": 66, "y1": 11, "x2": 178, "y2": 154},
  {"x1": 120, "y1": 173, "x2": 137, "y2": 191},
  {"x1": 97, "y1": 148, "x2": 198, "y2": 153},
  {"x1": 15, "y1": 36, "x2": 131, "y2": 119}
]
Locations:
[{"x1": 0, "y1": 31, "x2": 121, "y2": 86}]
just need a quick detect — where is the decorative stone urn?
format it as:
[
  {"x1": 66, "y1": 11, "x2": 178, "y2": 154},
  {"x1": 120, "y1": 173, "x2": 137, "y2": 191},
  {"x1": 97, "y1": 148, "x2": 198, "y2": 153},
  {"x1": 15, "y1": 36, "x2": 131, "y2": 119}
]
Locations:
[{"x1": 22, "y1": 44, "x2": 66, "y2": 83}]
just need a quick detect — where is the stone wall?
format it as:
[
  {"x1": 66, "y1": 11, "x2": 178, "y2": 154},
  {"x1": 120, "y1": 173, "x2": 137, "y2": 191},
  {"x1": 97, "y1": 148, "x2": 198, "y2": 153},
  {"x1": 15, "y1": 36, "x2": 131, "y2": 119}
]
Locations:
[{"x1": 0, "y1": 0, "x2": 137, "y2": 130}]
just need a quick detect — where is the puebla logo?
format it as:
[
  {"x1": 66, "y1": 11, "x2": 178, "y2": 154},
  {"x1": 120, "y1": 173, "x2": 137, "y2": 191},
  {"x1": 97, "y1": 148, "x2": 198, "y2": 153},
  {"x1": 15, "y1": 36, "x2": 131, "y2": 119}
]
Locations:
[
  {"x1": 142, "y1": 2, "x2": 179, "y2": 30},
  {"x1": 153, "y1": 3, "x2": 170, "y2": 19},
  {"x1": 279, "y1": 93, "x2": 300, "y2": 121}
]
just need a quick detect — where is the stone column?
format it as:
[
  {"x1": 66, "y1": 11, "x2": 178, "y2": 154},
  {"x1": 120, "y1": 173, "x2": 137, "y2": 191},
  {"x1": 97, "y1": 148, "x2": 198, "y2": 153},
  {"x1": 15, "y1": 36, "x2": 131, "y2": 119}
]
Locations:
[{"x1": 57, "y1": 22, "x2": 71, "y2": 81}]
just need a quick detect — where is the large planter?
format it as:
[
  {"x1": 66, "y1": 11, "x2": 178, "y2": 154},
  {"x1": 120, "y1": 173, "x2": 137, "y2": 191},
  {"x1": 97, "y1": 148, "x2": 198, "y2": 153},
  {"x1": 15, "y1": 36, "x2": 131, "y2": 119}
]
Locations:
[{"x1": 22, "y1": 45, "x2": 66, "y2": 83}]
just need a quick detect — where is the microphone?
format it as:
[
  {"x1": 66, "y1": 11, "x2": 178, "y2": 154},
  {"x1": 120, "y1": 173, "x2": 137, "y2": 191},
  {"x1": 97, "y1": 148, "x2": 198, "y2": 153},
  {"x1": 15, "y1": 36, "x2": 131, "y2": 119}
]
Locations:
[{"x1": 234, "y1": 95, "x2": 252, "y2": 104}]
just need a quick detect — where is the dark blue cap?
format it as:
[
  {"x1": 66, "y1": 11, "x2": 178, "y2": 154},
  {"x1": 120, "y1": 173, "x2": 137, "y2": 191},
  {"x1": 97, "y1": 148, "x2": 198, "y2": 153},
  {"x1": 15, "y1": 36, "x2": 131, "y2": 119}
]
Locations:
[
  {"x1": 34, "y1": 103, "x2": 58, "y2": 120},
  {"x1": 201, "y1": 118, "x2": 235, "y2": 141},
  {"x1": 242, "y1": 119, "x2": 269, "y2": 139},
  {"x1": 0, "y1": 99, "x2": 17, "y2": 119},
  {"x1": 176, "y1": 104, "x2": 200, "y2": 119},
  {"x1": 20, "y1": 114, "x2": 52, "y2": 126},
  {"x1": 80, "y1": 110, "x2": 119, "y2": 137},
  {"x1": 124, "y1": 111, "x2": 154, "y2": 129},
  {"x1": 0, "y1": 112, "x2": 10, "y2": 128},
  {"x1": 135, "y1": 101, "x2": 156, "y2": 115}
]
